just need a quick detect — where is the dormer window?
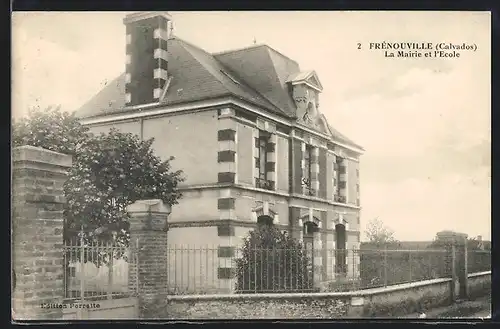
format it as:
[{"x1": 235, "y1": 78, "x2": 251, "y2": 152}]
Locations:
[{"x1": 287, "y1": 70, "x2": 329, "y2": 134}]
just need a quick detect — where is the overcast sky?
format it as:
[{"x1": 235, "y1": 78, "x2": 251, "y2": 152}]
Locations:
[{"x1": 12, "y1": 11, "x2": 491, "y2": 241}]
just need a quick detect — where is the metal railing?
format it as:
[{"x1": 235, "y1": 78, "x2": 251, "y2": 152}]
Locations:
[
  {"x1": 255, "y1": 178, "x2": 274, "y2": 190},
  {"x1": 333, "y1": 195, "x2": 346, "y2": 203},
  {"x1": 63, "y1": 238, "x2": 136, "y2": 301},
  {"x1": 165, "y1": 246, "x2": 452, "y2": 295},
  {"x1": 467, "y1": 250, "x2": 491, "y2": 274},
  {"x1": 356, "y1": 248, "x2": 450, "y2": 290}
]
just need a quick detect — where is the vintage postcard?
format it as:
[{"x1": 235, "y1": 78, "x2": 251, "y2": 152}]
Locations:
[{"x1": 11, "y1": 11, "x2": 491, "y2": 321}]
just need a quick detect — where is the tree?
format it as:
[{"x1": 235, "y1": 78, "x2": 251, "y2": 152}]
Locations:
[
  {"x1": 364, "y1": 217, "x2": 397, "y2": 245},
  {"x1": 13, "y1": 106, "x2": 184, "y2": 255},
  {"x1": 64, "y1": 129, "x2": 184, "y2": 249},
  {"x1": 428, "y1": 233, "x2": 489, "y2": 251},
  {"x1": 13, "y1": 106, "x2": 90, "y2": 156},
  {"x1": 235, "y1": 222, "x2": 312, "y2": 293}
]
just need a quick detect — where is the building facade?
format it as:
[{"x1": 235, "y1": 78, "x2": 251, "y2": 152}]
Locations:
[{"x1": 78, "y1": 12, "x2": 364, "y2": 293}]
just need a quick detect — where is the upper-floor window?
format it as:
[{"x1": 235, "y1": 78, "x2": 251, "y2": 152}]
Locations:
[
  {"x1": 255, "y1": 132, "x2": 274, "y2": 190},
  {"x1": 334, "y1": 157, "x2": 346, "y2": 203},
  {"x1": 258, "y1": 137, "x2": 267, "y2": 181},
  {"x1": 302, "y1": 145, "x2": 313, "y2": 193}
]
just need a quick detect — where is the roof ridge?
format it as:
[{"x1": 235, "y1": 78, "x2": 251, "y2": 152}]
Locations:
[
  {"x1": 169, "y1": 36, "x2": 213, "y2": 56},
  {"x1": 212, "y1": 43, "x2": 267, "y2": 56},
  {"x1": 214, "y1": 43, "x2": 299, "y2": 67}
]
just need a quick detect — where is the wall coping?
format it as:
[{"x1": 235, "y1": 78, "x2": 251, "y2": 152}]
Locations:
[
  {"x1": 352, "y1": 277, "x2": 452, "y2": 296},
  {"x1": 13, "y1": 145, "x2": 72, "y2": 168},
  {"x1": 166, "y1": 277, "x2": 453, "y2": 302},
  {"x1": 468, "y1": 271, "x2": 491, "y2": 278}
]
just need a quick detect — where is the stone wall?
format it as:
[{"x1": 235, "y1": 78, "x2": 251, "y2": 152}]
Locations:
[
  {"x1": 12, "y1": 146, "x2": 72, "y2": 320},
  {"x1": 149, "y1": 274, "x2": 490, "y2": 319},
  {"x1": 158, "y1": 293, "x2": 350, "y2": 319},
  {"x1": 360, "y1": 278, "x2": 452, "y2": 317},
  {"x1": 467, "y1": 271, "x2": 491, "y2": 300}
]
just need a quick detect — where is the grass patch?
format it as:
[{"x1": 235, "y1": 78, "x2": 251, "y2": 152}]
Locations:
[{"x1": 436, "y1": 305, "x2": 485, "y2": 318}]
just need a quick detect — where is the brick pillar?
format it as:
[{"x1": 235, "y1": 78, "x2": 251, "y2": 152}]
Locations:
[
  {"x1": 12, "y1": 146, "x2": 72, "y2": 320},
  {"x1": 126, "y1": 199, "x2": 171, "y2": 319}
]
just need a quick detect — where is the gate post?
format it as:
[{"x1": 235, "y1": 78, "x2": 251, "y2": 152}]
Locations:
[
  {"x1": 12, "y1": 146, "x2": 71, "y2": 320},
  {"x1": 436, "y1": 231, "x2": 469, "y2": 302},
  {"x1": 127, "y1": 199, "x2": 171, "y2": 319}
]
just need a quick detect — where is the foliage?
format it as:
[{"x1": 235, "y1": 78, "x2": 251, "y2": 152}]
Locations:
[
  {"x1": 321, "y1": 277, "x2": 362, "y2": 292},
  {"x1": 364, "y1": 218, "x2": 398, "y2": 245},
  {"x1": 13, "y1": 106, "x2": 184, "y2": 265},
  {"x1": 427, "y1": 233, "x2": 489, "y2": 251},
  {"x1": 235, "y1": 222, "x2": 312, "y2": 293},
  {"x1": 64, "y1": 129, "x2": 184, "y2": 248},
  {"x1": 12, "y1": 106, "x2": 90, "y2": 155}
]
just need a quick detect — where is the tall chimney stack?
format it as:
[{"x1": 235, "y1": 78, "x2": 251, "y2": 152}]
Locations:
[{"x1": 123, "y1": 12, "x2": 172, "y2": 107}]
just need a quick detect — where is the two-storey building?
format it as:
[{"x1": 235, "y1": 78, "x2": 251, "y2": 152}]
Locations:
[{"x1": 77, "y1": 12, "x2": 364, "y2": 293}]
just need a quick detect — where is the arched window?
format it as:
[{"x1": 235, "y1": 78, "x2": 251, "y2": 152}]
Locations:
[
  {"x1": 303, "y1": 221, "x2": 318, "y2": 236},
  {"x1": 257, "y1": 215, "x2": 273, "y2": 226},
  {"x1": 335, "y1": 223, "x2": 347, "y2": 275}
]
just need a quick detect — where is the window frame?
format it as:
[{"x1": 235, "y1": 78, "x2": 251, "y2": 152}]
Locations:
[
  {"x1": 302, "y1": 145, "x2": 313, "y2": 189},
  {"x1": 258, "y1": 136, "x2": 268, "y2": 181}
]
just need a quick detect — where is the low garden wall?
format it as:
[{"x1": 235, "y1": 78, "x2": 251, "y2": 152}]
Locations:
[
  {"x1": 359, "y1": 278, "x2": 452, "y2": 317},
  {"x1": 467, "y1": 271, "x2": 491, "y2": 299},
  {"x1": 156, "y1": 272, "x2": 490, "y2": 319},
  {"x1": 151, "y1": 277, "x2": 452, "y2": 319}
]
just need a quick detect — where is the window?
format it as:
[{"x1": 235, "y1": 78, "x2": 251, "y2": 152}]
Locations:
[
  {"x1": 335, "y1": 157, "x2": 344, "y2": 198},
  {"x1": 302, "y1": 145, "x2": 313, "y2": 193},
  {"x1": 332, "y1": 161, "x2": 338, "y2": 197},
  {"x1": 259, "y1": 137, "x2": 267, "y2": 181},
  {"x1": 255, "y1": 132, "x2": 274, "y2": 190}
]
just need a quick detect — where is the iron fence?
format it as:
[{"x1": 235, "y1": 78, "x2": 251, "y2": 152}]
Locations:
[
  {"x1": 61, "y1": 243, "x2": 490, "y2": 298},
  {"x1": 467, "y1": 250, "x2": 491, "y2": 274},
  {"x1": 356, "y1": 248, "x2": 450, "y2": 290},
  {"x1": 63, "y1": 238, "x2": 137, "y2": 301},
  {"x1": 165, "y1": 246, "x2": 452, "y2": 295}
]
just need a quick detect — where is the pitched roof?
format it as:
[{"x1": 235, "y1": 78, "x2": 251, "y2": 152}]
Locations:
[
  {"x1": 77, "y1": 38, "x2": 287, "y2": 119},
  {"x1": 214, "y1": 44, "x2": 300, "y2": 117},
  {"x1": 76, "y1": 37, "x2": 363, "y2": 151},
  {"x1": 327, "y1": 123, "x2": 365, "y2": 151}
]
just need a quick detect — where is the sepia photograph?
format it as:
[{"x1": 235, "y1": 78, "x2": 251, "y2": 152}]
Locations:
[{"x1": 11, "y1": 11, "x2": 491, "y2": 321}]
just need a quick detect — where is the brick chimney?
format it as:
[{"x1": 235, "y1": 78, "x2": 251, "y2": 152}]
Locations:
[{"x1": 123, "y1": 12, "x2": 172, "y2": 107}]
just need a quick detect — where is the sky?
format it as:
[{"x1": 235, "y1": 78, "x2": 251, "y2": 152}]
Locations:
[{"x1": 11, "y1": 11, "x2": 491, "y2": 241}]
